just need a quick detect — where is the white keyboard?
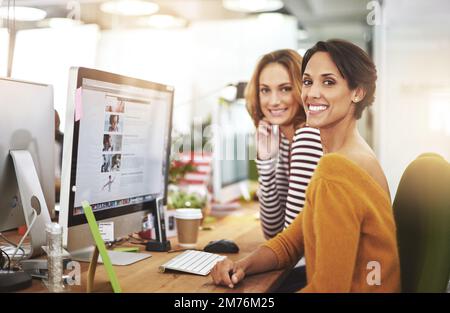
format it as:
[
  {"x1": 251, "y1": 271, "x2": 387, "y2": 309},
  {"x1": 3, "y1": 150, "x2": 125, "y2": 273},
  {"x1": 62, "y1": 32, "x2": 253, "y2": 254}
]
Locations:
[{"x1": 159, "y1": 250, "x2": 226, "y2": 276}]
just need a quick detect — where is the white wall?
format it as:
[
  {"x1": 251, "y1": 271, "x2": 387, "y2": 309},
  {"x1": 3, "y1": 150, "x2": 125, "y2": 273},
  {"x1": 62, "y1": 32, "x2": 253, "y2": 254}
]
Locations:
[
  {"x1": 9, "y1": 14, "x2": 297, "y2": 134},
  {"x1": 189, "y1": 15, "x2": 298, "y2": 122},
  {"x1": 96, "y1": 14, "x2": 298, "y2": 132},
  {"x1": 9, "y1": 14, "x2": 297, "y2": 135},
  {"x1": 96, "y1": 28, "x2": 194, "y2": 134},
  {"x1": 0, "y1": 28, "x2": 8, "y2": 76},
  {"x1": 373, "y1": 0, "x2": 450, "y2": 198},
  {"x1": 12, "y1": 24, "x2": 99, "y2": 130}
]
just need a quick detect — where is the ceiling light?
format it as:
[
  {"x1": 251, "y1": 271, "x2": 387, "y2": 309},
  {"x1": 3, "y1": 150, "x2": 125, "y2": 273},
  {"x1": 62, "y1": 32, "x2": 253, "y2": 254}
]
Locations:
[
  {"x1": 141, "y1": 14, "x2": 188, "y2": 29},
  {"x1": 39, "y1": 18, "x2": 83, "y2": 28},
  {"x1": 101, "y1": 0, "x2": 159, "y2": 16},
  {"x1": 0, "y1": 6, "x2": 47, "y2": 22},
  {"x1": 223, "y1": 0, "x2": 284, "y2": 13}
]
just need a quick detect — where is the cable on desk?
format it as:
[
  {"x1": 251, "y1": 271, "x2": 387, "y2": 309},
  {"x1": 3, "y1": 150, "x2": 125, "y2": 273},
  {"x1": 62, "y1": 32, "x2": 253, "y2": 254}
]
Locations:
[
  {"x1": 0, "y1": 233, "x2": 26, "y2": 262},
  {"x1": 0, "y1": 247, "x2": 11, "y2": 271},
  {"x1": 10, "y1": 209, "x2": 38, "y2": 265}
]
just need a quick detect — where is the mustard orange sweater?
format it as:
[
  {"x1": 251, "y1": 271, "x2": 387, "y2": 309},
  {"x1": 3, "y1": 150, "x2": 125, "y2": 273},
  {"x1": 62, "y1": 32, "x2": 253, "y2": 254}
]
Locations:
[{"x1": 264, "y1": 153, "x2": 401, "y2": 292}]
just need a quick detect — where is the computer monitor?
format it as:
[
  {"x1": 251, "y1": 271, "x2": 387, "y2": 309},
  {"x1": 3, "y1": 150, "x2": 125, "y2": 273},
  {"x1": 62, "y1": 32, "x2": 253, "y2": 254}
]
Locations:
[
  {"x1": 212, "y1": 83, "x2": 254, "y2": 205},
  {"x1": 59, "y1": 67, "x2": 173, "y2": 262},
  {"x1": 0, "y1": 77, "x2": 54, "y2": 256}
]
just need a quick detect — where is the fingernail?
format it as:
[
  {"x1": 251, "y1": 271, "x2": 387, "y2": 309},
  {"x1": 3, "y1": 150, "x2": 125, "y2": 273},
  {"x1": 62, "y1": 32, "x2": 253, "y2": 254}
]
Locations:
[{"x1": 228, "y1": 284, "x2": 233, "y2": 288}]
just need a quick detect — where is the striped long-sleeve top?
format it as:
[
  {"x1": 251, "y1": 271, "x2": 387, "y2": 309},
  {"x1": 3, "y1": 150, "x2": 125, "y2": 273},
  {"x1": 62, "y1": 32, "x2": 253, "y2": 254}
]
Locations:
[{"x1": 256, "y1": 127, "x2": 323, "y2": 239}]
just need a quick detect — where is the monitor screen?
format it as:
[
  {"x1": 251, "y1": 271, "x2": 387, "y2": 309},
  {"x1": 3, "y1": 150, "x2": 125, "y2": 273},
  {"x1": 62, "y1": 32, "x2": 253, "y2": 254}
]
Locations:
[
  {"x1": 217, "y1": 100, "x2": 253, "y2": 188},
  {"x1": 212, "y1": 96, "x2": 255, "y2": 204},
  {"x1": 219, "y1": 139, "x2": 249, "y2": 188},
  {"x1": 62, "y1": 68, "x2": 173, "y2": 227}
]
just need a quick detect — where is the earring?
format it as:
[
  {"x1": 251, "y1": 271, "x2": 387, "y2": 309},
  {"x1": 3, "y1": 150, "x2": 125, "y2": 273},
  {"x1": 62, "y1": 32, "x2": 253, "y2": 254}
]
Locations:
[{"x1": 354, "y1": 97, "x2": 358, "y2": 102}]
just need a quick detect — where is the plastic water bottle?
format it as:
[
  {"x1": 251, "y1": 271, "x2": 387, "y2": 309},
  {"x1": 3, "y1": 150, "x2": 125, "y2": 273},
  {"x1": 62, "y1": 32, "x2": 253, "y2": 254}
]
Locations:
[{"x1": 45, "y1": 223, "x2": 64, "y2": 292}]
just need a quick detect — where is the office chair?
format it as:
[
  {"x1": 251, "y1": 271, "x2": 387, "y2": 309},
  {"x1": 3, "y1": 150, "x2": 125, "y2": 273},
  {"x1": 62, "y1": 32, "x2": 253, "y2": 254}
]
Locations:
[{"x1": 393, "y1": 153, "x2": 450, "y2": 292}]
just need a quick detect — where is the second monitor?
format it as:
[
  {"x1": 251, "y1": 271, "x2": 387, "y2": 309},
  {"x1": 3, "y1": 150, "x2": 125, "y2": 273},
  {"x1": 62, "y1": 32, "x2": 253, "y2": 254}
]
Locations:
[
  {"x1": 0, "y1": 77, "x2": 54, "y2": 258},
  {"x1": 212, "y1": 83, "x2": 254, "y2": 206}
]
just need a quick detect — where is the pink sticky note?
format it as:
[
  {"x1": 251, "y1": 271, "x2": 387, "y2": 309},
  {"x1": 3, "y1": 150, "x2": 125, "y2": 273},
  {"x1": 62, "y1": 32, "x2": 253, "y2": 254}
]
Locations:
[{"x1": 75, "y1": 87, "x2": 83, "y2": 121}]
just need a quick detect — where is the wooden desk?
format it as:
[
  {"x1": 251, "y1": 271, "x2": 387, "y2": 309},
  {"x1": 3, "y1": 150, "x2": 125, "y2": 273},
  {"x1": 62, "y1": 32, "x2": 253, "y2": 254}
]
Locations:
[{"x1": 21, "y1": 202, "x2": 289, "y2": 293}]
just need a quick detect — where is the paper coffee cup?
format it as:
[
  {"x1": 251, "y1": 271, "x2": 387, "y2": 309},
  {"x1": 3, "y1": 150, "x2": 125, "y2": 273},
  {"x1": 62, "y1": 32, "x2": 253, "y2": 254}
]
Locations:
[{"x1": 175, "y1": 209, "x2": 203, "y2": 249}]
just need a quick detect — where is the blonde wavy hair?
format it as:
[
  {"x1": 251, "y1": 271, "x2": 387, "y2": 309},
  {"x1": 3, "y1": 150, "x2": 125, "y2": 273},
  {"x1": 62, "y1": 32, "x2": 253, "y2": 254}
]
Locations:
[{"x1": 245, "y1": 49, "x2": 305, "y2": 128}]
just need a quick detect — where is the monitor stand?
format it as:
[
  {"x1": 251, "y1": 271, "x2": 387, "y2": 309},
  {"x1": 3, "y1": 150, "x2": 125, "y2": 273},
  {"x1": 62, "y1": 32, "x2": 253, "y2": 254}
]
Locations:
[
  {"x1": 70, "y1": 246, "x2": 151, "y2": 266},
  {"x1": 239, "y1": 181, "x2": 251, "y2": 201},
  {"x1": 10, "y1": 150, "x2": 52, "y2": 258},
  {"x1": 0, "y1": 150, "x2": 47, "y2": 292},
  {"x1": 211, "y1": 201, "x2": 242, "y2": 211},
  {"x1": 211, "y1": 201, "x2": 243, "y2": 217}
]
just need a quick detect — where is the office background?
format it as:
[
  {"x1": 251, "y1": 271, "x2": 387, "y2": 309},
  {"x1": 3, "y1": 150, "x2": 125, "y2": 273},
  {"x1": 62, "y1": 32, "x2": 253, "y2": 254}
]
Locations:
[{"x1": 1, "y1": 0, "x2": 449, "y2": 198}]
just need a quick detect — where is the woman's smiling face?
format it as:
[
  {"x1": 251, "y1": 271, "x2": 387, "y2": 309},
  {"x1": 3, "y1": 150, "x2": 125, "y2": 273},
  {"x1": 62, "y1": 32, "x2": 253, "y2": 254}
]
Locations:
[
  {"x1": 301, "y1": 51, "x2": 359, "y2": 129},
  {"x1": 258, "y1": 62, "x2": 300, "y2": 126}
]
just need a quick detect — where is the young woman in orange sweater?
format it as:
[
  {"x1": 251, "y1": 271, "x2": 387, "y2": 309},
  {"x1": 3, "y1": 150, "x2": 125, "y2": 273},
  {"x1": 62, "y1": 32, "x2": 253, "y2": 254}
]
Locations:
[{"x1": 211, "y1": 39, "x2": 401, "y2": 292}]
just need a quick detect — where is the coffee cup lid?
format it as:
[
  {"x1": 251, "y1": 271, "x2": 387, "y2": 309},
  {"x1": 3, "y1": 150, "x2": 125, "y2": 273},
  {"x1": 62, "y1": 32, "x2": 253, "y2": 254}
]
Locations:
[{"x1": 175, "y1": 209, "x2": 203, "y2": 220}]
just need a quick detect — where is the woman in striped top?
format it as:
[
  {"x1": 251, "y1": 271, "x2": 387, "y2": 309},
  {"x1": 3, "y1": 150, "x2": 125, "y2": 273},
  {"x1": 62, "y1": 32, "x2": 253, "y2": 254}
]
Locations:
[{"x1": 245, "y1": 49, "x2": 323, "y2": 239}]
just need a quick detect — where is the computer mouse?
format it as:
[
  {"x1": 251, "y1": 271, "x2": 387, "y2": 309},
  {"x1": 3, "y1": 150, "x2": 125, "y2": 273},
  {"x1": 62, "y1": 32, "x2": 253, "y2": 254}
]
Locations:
[{"x1": 203, "y1": 239, "x2": 239, "y2": 254}]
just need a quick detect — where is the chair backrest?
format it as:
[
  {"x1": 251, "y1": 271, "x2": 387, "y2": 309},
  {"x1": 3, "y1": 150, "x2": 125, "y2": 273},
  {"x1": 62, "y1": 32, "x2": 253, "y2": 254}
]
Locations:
[{"x1": 393, "y1": 153, "x2": 450, "y2": 292}]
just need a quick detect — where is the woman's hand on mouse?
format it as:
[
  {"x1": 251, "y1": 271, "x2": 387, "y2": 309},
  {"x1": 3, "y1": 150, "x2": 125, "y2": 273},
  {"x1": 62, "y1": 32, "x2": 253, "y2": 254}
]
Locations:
[
  {"x1": 211, "y1": 258, "x2": 246, "y2": 289},
  {"x1": 256, "y1": 119, "x2": 279, "y2": 160}
]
